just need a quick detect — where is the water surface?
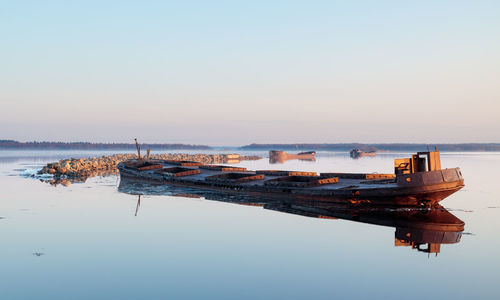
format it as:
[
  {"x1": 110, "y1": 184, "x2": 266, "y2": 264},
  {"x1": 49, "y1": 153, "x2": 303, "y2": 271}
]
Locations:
[{"x1": 1, "y1": 151, "x2": 499, "y2": 299}]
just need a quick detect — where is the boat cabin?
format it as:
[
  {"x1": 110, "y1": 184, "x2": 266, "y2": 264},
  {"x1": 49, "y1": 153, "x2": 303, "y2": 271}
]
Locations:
[{"x1": 394, "y1": 151, "x2": 442, "y2": 175}]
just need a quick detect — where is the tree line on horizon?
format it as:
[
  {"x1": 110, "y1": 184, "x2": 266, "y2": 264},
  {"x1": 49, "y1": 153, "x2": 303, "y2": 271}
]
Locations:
[
  {"x1": 0, "y1": 140, "x2": 212, "y2": 150},
  {"x1": 2, "y1": 140, "x2": 500, "y2": 152}
]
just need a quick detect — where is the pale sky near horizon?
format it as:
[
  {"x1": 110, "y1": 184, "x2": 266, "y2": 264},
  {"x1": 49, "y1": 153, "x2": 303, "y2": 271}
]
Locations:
[{"x1": 1, "y1": 1, "x2": 499, "y2": 145}]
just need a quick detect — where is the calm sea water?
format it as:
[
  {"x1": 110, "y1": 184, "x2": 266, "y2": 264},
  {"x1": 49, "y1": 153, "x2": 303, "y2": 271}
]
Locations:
[{"x1": 1, "y1": 150, "x2": 499, "y2": 299}]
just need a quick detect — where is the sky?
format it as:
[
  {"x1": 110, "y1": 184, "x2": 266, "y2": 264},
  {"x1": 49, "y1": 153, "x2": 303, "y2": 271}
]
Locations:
[{"x1": 1, "y1": 0, "x2": 499, "y2": 145}]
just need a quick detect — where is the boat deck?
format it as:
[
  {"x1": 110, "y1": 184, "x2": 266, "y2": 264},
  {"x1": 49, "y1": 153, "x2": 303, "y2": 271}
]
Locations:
[
  {"x1": 119, "y1": 159, "x2": 398, "y2": 191},
  {"x1": 182, "y1": 171, "x2": 398, "y2": 189}
]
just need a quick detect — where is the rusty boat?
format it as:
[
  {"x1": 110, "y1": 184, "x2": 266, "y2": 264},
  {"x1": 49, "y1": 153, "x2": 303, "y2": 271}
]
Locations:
[
  {"x1": 350, "y1": 148, "x2": 376, "y2": 158},
  {"x1": 117, "y1": 151, "x2": 464, "y2": 206},
  {"x1": 269, "y1": 150, "x2": 316, "y2": 163}
]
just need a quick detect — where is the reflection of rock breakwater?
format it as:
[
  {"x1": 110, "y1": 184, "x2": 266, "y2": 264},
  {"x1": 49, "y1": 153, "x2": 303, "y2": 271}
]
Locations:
[{"x1": 38, "y1": 153, "x2": 261, "y2": 182}]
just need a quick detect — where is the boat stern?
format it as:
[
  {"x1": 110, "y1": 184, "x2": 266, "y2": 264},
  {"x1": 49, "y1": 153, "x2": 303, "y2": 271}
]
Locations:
[{"x1": 392, "y1": 151, "x2": 464, "y2": 205}]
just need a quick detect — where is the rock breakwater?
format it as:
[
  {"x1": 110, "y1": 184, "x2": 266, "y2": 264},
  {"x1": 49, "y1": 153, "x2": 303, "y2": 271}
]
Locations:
[{"x1": 38, "y1": 153, "x2": 261, "y2": 181}]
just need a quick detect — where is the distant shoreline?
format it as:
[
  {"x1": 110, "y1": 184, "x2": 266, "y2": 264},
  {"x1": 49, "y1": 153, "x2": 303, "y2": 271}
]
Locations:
[
  {"x1": 239, "y1": 143, "x2": 500, "y2": 152},
  {"x1": 2, "y1": 140, "x2": 500, "y2": 152},
  {"x1": 0, "y1": 140, "x2": 212, "y2": 150}
]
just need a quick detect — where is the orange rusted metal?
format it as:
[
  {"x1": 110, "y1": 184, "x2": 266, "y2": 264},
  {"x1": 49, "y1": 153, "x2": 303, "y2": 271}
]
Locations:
[
  {"x1": 199, "y1": 165, "x2": 247, "y2": 172},
  {"x1": 257, "y1": 170, "x2": 317, "y2": 176},
  {"x1": 137, "y1": 164, "x2": 163, "y2": 171},
  {"x1": 365, "y1": 174, "x2": 395, "y2": 180},
  {"x1": 264, "y1": 176, "x2": 339, "y2": 187},
  {"x1": 155, "y1": 167, "x2": 201, "y2": 177},
  {"x1": 205, "y1": 172, "x2": 265, "y2": 184}
]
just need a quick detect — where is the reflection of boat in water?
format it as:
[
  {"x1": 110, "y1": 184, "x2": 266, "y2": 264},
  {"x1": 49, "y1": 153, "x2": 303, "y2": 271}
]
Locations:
[
  {"x1": 350, "y1": 149, "x2": 376, "y2": 158},
  {"x1": 269, "y1": 150, "x2": 316, "y2": 164},
  {"x1": 117, "y1": 151, "x2": 464, "y2": 206},
  {"x1": 271, "y1": 202, "x2": 463, "y2": 255},
  {"x1": 119, "y1": 178, "x2": 464, "y2": 255}
]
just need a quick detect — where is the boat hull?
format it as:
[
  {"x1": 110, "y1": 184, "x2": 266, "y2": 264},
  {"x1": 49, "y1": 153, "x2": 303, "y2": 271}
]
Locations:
[{"x1": 118, "y1": 162, "x2": 464, "y2": 206}]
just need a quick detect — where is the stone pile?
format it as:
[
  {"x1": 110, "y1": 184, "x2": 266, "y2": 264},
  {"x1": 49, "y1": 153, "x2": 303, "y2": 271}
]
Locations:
[{"x1": 38, "y1": 153, "x2": 261, "y2": 179}]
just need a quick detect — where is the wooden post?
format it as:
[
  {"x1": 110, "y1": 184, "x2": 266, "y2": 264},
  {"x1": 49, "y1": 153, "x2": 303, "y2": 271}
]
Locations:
[
  {"x1": 135, "y1": 195, "x2": 141, "y2": 216},
  {"x1": 134, "y1": 138, "x2": 141, "y2": 160},
  {"x1": 146, "y1": 149, "x2": 151, "y2": 160}
]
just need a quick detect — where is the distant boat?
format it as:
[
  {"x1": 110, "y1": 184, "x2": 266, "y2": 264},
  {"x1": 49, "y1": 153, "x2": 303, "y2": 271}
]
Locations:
[
  {"x1": 269, "y1": 150, "x2": 316, "y2": 163},
  {"x1": 297, "y1": 151, "x2": 316, "y2": 156},
  {"x1": 350, "y1": 149, "x2": 376, "y2": 158}
]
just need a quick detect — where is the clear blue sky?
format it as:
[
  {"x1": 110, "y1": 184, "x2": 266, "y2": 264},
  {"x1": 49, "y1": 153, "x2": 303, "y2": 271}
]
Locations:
[{"x1": 1, "y1": 1, "x2": 499, "y2": 145}]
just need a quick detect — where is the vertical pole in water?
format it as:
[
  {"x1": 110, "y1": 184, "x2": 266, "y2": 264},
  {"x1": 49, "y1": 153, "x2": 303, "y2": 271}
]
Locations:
[
  {"x1": 134, "y1": 138, "x2": 141, "y2": 160},
  {"x1": 135, "y1": 195, "x2": 141, "y2": 216}
]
